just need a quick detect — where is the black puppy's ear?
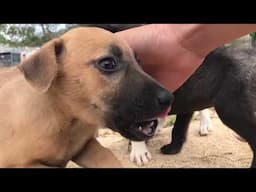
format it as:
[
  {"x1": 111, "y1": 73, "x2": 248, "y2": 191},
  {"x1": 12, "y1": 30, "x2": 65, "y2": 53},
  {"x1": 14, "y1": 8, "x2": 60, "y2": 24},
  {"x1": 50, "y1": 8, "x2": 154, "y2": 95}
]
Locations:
[{"x1": 18, "y1": 38, "x2": 64, "y2": 93}]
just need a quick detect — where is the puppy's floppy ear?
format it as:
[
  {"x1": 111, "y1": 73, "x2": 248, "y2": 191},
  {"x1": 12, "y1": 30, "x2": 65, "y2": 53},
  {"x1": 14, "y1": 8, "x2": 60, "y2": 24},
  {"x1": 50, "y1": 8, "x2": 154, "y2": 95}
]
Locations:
[{"x1": 18, "y1": 38, "x2": 64, "y2": 93}]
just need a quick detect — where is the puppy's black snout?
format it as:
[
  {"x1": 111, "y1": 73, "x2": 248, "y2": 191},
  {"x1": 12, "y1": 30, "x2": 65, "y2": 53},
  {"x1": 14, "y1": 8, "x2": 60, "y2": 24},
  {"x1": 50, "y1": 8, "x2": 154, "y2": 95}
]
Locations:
[{"x1": 157, "y1": 89, "x2": 174, "y2": 107}]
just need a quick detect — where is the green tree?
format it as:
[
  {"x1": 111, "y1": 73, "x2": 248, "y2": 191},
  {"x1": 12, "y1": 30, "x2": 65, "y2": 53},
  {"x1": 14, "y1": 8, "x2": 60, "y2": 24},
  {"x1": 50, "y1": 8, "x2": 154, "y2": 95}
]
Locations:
[
  {"x1": 0, "y1": 24, "x2": 140, "y2": 47},
  {"x1": 250, "y1": 32, "x2": 256, "y2": 47},
  {"x1": 0, "y1": 24, "x2": 75, "y2": 47}
]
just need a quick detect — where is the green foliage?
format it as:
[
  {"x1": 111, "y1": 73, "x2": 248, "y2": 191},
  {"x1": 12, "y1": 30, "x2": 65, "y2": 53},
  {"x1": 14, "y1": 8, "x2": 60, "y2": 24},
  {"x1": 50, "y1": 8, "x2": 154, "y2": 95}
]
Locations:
[
  {"x1": 250, "y1": 32, "x2": 256, "y2": 40},
  {"x1": 250, "y1": 32, "x2": 256, "y2": 47},
  {"x1": 0, "y1": 24, "x2": 75, "y2": 47}
]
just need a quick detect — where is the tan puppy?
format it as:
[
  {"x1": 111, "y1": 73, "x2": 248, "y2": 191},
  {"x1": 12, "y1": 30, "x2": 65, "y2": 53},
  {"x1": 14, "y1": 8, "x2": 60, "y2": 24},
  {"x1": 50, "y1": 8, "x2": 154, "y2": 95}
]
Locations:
[{"x1": 0, "y1": 27, "x2": 173, "y2": 168}]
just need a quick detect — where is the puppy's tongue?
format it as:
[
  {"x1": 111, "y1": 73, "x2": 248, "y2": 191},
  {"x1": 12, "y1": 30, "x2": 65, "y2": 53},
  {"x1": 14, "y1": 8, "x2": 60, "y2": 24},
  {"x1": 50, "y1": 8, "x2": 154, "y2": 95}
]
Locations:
[
  {"x1": 159, "y1": 106, "x2": 172, "y2": 118},
  {"x1": 142, "y1": 127, "x2": 153, "y2": 135}
]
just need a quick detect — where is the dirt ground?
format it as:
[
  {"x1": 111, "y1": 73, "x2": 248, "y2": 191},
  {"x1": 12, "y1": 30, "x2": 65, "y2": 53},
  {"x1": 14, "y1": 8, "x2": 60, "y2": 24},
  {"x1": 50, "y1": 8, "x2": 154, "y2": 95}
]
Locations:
[{"x1": 67, "y1": 110, "x2": 253, "y2": 168}]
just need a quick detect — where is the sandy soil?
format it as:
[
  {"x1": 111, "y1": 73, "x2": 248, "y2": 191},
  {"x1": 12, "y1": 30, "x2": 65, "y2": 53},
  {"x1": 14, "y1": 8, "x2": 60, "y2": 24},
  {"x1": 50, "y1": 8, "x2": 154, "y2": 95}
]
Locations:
[{"x1": 67, "y1": 110, "x2": 252, "y2": 168}]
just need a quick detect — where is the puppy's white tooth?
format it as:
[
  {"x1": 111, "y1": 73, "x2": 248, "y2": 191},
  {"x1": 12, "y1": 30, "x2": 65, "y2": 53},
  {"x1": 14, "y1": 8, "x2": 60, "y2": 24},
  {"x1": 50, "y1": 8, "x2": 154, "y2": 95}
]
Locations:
[
  {"x1": 149, "y1": 121, "x2": 154, "y2": 127},
  {"x1": 139, "y1": 126, "x2": 142, "y2": 131}
]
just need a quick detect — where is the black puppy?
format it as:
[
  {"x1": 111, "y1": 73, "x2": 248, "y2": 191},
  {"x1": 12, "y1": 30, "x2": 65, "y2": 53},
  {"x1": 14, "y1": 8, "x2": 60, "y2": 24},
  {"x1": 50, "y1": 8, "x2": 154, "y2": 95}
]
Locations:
[
  {"x1": 87, "y1": 24, "x2": 256, "y2": 168},
  {"x1": 163, "y1": 46, "x2": 256, "y2": 167}
]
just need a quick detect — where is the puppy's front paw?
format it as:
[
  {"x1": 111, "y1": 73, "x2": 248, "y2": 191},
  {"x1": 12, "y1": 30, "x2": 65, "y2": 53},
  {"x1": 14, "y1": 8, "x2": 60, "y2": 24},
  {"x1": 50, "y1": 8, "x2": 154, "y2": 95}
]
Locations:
[
  {"x1": 160, "y1": 143, "x2": 182, "y2": 154},
  {"x1": 129, "y1": 141, "x2": 152, "y2": 166},
  {"x1": 199, "y1": 122, "x2": 210, "y2": 136},
  {"x1": 198, "y1": 109, "x2": 213, "y2": 136}
]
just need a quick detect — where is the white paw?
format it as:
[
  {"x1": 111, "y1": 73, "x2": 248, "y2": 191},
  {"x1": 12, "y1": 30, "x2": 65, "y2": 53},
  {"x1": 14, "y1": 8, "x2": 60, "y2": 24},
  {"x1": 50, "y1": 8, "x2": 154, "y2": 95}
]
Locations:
[
  {"x1": 130, "y1": 141, "x2": 152, "y2": 166},
  {"x1": 199, "y1": 109, "x2": 213, "y2": 136}
]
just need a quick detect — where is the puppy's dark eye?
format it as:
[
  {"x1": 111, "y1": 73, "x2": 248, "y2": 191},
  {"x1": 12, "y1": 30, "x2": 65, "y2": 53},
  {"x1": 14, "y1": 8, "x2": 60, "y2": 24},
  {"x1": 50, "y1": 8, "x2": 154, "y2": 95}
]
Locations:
[{"x1": 96, "y1": 57, "x2": 119, "y2": 73}]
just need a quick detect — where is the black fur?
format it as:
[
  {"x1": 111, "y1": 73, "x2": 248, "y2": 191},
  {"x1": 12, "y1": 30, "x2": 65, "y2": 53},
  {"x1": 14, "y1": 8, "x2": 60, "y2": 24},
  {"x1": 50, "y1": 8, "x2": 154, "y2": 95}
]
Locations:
[
  {"x1": 166, "y1": 47, "x2": 256, "y2": 168},
  {"x1": 106, "y1": 62, "x2": 174, "y2": 141},
  {"x1": 80, "y1": 24, "x2": 144, "y2": 32}
]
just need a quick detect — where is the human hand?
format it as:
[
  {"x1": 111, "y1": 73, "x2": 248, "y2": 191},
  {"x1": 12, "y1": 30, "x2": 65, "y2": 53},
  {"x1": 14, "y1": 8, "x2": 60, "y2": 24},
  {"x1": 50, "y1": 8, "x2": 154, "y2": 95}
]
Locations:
[{"x1": 116, "y1": 24, "x2": 205, "y2": 92}]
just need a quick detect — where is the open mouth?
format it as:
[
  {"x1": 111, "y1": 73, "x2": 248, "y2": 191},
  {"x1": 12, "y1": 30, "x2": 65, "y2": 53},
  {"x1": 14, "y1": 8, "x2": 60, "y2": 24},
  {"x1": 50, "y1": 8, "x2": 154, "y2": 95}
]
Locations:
[
  {"x1": 109, "y1": 106, "x2": 172, "y2": 141},
  {"x1": 136, "y1": 119, "x2": 158, "y2": 137},
  {"x1": 135, "y1": 106, "x2": 172, "y2": 138}
]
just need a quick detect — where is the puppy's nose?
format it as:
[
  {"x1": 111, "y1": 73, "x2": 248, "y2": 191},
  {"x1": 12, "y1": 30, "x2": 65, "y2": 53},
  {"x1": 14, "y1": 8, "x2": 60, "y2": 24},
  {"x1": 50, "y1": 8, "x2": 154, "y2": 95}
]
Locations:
[{"x1": 157, "y1": 90, "x2": 174, "y2": 107}]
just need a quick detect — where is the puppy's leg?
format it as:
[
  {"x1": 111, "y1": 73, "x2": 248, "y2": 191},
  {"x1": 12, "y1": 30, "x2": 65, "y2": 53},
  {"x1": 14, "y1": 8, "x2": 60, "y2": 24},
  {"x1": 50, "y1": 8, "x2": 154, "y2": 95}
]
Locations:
[
  {"x1": 199, "y1": 109, "x2": 213, "y2": 136},
  {"x1": 214, "y1": 94, "x2": 256, "y2": 168},
  {"x1": 72, "y1": 138, "x2": 122, "y2": 168},
  {"x1": 129, "y1": 141, "x2": 152, "y2": 166},
  {"x1": 128, "y1": 117, "x2": 167, "y2": 166},
  {"x1": 161, "y1": 112, "x2": 194, "y2": 154},
  {"x1": 249, "y1": 143, "x2": 256, "y2": 168}
]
